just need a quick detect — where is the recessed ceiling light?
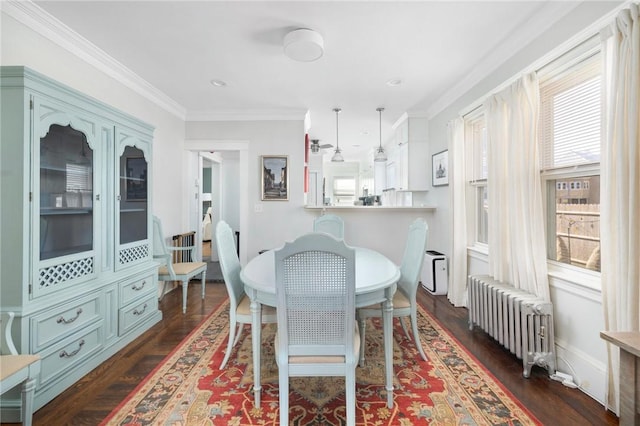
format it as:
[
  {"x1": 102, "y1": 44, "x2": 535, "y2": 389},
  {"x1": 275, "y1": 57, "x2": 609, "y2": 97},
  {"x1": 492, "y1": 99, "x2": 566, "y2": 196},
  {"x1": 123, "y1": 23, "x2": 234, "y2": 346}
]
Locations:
[
  {"x1": 386, "y1": 78, "x2": 403, "y2": 87},
  {"x1": 210, "y1": 79, "x2": 227, "y2": 87}
]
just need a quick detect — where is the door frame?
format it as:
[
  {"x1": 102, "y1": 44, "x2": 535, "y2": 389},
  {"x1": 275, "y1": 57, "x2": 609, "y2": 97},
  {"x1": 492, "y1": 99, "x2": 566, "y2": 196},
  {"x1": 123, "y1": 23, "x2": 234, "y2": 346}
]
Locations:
[{"x1": 185, "y1": 139, "x2": 249, "y2": 265}]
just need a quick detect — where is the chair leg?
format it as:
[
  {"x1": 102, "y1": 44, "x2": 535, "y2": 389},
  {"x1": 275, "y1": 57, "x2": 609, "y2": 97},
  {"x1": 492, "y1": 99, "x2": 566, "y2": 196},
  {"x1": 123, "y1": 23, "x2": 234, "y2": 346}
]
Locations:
[
  {"x1": 232, "y1": 324, "x2": 243, "y2": 346},
  {"x1": 220, "y1": 318, "x2": 238, "y2": 369},
  {"x1": 410, "y1": 310, "x2": 427, "y2": 361},
  {"x1": 158, "y1": 280, "x2": 171, "y2": 301},
  {"x1": 346, "y1": 369, "x2": 357, "y2": 426},
  {"x1": 399, "y1": 316, "x2": 411, "y2": 339},
  {"x1": 21, "y1": 377, "x2": 36, "y2": 426},
  {"x1": 279, "y1": 370, "x2": 289, "y2": 426},
  {"x1": 357, "y1": 315, "x2": 366, "y2": 367},
  {"x1": 182, "y1": 280, "x2": 189, "y2": 314},
  {"x1": 201, "y1": 270, "x2": 206, "y2": 300}
]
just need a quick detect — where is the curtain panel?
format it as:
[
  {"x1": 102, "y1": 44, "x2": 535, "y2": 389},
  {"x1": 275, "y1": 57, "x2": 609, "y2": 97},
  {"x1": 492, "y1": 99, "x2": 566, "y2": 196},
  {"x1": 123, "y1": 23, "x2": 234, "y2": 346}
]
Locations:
[
  {"x1": 601, "y1": 3, "x2": 640, "y2": 413},
  {"x1": 447, "y1": 117, "x2": 468, "y2": 307},
  {"x1": 484, "y1": 73, "x2": 550, "y2": 301}
]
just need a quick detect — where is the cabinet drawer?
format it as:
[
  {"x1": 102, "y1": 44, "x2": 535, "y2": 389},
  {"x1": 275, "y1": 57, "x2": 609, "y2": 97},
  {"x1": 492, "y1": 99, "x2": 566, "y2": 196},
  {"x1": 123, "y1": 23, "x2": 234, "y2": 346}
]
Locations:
[
  {"x1": 31, "y1": 294, "x2": 102, "y2": 352},
  {"x1": 38, "y1": 323, "x2": 103, "y2": 387},
  {"x1": 120, "y1": 274, "x2": 155, "y2": 306},
  {"x1": 119, "y1": 293, "x2": 157, "y2": 336}
]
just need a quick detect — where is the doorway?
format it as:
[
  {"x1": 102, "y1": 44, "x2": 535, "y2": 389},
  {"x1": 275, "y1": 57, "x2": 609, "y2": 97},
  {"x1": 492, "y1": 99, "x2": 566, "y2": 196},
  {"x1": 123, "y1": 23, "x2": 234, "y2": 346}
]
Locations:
[
  {"x1": 200, "y1": 153, "x2": 221, "y2": 261},
  {"x1": 186, "y1": 140, "x2": 249, "y2": 265}
]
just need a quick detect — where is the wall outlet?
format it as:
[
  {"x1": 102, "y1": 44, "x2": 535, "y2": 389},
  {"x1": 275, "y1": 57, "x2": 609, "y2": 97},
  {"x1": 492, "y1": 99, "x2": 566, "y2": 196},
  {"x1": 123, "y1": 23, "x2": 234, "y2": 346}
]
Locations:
[{"x1": 254, "y1": 204, "x2": 263, "y2": 213}]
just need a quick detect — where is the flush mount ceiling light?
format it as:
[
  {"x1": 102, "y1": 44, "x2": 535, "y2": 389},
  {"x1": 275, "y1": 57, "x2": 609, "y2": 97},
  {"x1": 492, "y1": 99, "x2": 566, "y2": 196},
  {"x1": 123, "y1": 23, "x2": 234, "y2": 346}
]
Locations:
[
  {"x1": 386, "y1": 78, "x2": 403, "y2": 87},
  {"x1": 374, "y1": 107, "x2": 388, "y2": 162},
  {"x1": 331, "y1": 108, "x2": 344, "y2": 162},
  {"x1": 284, "y1": 28, "x2": 324, "y2": 62}
]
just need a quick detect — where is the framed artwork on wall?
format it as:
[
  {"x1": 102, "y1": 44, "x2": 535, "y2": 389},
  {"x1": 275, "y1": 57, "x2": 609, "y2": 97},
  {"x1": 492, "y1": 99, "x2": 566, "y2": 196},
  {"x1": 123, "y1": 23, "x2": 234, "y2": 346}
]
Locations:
[
  {"x1": 432, "y1": 150, "x2": 449, "y2": 187},
  {"x1": 261, "y1": 155, "x2": 289, "y2": 201}
]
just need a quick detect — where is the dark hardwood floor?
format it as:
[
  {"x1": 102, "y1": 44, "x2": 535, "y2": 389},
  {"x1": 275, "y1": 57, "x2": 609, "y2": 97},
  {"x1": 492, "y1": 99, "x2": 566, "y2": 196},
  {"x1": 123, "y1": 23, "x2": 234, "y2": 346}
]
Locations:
[{"x1": 6, "y1": 283, "x2": 617, "y2": 425}]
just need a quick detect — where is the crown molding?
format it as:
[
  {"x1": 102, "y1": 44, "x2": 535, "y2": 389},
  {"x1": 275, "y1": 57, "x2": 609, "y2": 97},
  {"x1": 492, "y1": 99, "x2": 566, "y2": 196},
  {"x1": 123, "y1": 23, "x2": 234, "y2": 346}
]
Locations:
[
  {"x1": 391, "y1": 110, "x2": 429, "y2": 130},
  {"x1": 425, "y1": 1, "x2": 580, "y2": 120},
  {"x1": 3, "y1": 0, "x2": 187, "y2": 119},
  {"x1": 186, "y1": 109, "x2": 309, "y2": 122}
]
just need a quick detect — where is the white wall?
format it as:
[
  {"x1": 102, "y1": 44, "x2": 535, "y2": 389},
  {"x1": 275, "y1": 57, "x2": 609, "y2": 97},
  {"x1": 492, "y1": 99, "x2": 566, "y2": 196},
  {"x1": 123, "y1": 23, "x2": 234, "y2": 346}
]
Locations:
[
  {"x1": 1, "y1": 10, "x2": 187, "y2": 239},
  {"x1": 424, "y1": 1, "x2": 622, "y2": 405},
  {"x1": 221, "y1": 153, "x2": 240, "y2": 231}
]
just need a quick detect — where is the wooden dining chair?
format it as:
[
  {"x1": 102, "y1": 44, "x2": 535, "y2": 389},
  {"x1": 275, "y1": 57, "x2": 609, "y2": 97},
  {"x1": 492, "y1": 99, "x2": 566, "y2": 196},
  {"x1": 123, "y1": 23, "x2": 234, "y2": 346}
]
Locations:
[
  {"x1": 313, "y1": 213, "x2": 344, "y2": 239},
  {"x1": 357, "y1": 218, "x2": 429, "y2": 365},
  {"x1": 274, "y1": 232, "x2": 359, "y2": 426},
  {"x1": 1, "y1": 312, "x2": 40, "y2": 426},
  {"x1": 216, "y1": 220, "x2": 276, "y2": 369},
  {"x1": 152, "y1": 215, "x2": 207, "y2": 314}
]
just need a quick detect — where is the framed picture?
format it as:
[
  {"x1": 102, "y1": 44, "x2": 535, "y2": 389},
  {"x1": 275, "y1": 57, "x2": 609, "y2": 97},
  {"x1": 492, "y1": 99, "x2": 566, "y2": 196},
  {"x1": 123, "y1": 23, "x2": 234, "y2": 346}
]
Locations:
[
  {"x1": 432, "y1": 150, "x2": 449, "y2": 187},
  {"x1": 125, "y1": 157, "x2": 147, "y2": 200},
  {"x1": 261, "y1": 155, "x2": 289, "y2": 201}
]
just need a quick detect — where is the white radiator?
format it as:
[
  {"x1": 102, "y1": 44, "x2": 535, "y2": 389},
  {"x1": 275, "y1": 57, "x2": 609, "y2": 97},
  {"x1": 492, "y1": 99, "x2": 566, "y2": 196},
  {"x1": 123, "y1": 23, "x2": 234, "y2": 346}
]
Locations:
[{"x1": 467, "y1": 275, "x2": 556, "y2": 378}]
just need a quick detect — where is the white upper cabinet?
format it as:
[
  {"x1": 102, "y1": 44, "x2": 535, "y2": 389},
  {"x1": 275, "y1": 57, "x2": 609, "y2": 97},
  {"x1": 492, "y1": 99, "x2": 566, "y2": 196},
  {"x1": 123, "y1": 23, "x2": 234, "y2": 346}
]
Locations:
[{"x1": 393, "y1": 114, "x2": 429, "y2": 191}]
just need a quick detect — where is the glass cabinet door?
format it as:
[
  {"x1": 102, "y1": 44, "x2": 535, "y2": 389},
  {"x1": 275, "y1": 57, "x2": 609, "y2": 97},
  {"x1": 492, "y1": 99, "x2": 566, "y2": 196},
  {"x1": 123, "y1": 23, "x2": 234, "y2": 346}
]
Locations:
[
  {"x1": 40, "y1": 124, "x2": 94, "y2": 260},
  {"x1": 115, "y1": 127, "x2": 152, "y2": 270},
  {"x1": 119, "y1": 146, "x2": 148, "y2": 244}
]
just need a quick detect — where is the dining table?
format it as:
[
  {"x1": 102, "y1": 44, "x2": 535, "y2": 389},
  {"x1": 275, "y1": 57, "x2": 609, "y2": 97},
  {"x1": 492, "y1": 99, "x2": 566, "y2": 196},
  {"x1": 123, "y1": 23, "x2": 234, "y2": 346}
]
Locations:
[{"x1": 240, "y1": 246, "x2": 400, "y2": 409}]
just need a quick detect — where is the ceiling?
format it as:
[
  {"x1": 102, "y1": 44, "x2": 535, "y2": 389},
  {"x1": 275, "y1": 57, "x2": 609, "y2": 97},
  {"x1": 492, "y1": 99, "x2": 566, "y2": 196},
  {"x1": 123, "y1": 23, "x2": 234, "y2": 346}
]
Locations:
[{"x1": 33, "y1": 1, "x2": 580, "y2": 160}]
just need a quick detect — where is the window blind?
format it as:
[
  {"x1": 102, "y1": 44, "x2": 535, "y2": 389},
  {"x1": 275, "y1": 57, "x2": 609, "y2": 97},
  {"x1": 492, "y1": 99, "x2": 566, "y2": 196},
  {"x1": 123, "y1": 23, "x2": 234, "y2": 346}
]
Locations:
[
  {"x1": 333, "y1": 177, "x2": 355, "y2": 196},
  {"x1": 539, "y1": 54, "x2": 601, "y2": 169},
  {"x1": 66, "y1": 163, "x2": 92, "y2": 192}
]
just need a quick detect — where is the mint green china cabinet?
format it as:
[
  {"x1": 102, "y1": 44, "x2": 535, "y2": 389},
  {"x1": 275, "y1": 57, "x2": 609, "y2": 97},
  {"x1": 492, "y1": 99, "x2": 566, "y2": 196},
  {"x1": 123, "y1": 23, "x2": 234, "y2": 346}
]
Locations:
[{"x1": 0, "y1": 66, "x2": 162, "y2": 419}]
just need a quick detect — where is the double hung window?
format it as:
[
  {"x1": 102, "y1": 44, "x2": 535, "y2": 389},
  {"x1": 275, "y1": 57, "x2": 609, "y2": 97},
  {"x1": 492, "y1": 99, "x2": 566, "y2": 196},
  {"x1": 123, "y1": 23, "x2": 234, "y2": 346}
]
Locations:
[
  {"x1": 465, "y1": 113, "x2": 488, "y2": 245},
  {"x1": 539, "y1": 46, "x2": 601, "y2": 272}
]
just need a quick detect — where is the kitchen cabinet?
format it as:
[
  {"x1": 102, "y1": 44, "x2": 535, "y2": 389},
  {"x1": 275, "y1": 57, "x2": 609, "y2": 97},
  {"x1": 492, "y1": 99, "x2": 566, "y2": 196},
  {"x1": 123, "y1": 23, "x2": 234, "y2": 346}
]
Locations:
[
  {"x1": 0, "y1": 66, "x2": 162, "y2": 418},
  {"x1": 394, "y1": 115, "x2": 429, "y2": 191}
]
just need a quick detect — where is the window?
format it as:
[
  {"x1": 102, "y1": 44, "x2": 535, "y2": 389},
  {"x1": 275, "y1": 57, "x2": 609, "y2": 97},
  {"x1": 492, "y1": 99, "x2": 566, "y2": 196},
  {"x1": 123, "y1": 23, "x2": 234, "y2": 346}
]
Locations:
[
  {"x1": 539, "y1": 49, "x2": 601, "y2": 272},
  {"x1": 465, "y1": 113, "x2": 488, "y2": 245},
  {"x1": 332, "y1": 176, "x2": 356, "y2": 205}
]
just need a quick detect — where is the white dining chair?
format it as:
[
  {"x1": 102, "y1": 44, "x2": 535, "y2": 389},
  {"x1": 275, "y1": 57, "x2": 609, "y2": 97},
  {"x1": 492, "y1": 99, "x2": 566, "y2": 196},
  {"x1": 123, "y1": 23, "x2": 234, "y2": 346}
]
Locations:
[
  {"x1": 1, "y1": 312, "x2": 40, "y2": 426},
  {"x1": 357, "y1": 218, "x2": 429, "y2": 365},
  {"x1": 274, "y1": 232, "x2": 359, "y2": 426},
  {"x1": 216, "y1": 220, "x2": 276, "y2": 369},
  {"x1": 313, "y1": 213, "x2": 344, "y2": 239},
  {"x1": 153, "y1": 216, "x2": 207, "y2": 314}
]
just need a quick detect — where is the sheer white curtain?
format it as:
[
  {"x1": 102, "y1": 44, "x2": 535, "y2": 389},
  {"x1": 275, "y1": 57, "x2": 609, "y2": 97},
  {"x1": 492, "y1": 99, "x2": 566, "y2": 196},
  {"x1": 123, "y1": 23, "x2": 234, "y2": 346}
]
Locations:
[
  {"x1": 448, "y1": 117, "x2": 467, "y2": 306},
  {"x1": 601, "y1": 3, "x2": 640, "y2": 412},
  {"x1": 484, "y1": 73, "x2": 550, "y2": 300}
]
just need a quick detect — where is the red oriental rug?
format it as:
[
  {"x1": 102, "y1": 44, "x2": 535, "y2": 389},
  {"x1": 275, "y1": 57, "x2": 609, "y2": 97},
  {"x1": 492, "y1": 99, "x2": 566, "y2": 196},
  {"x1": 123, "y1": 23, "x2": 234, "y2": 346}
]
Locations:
[{"x1": 101, "y1": 299, "x2": 540, "y2": 425}]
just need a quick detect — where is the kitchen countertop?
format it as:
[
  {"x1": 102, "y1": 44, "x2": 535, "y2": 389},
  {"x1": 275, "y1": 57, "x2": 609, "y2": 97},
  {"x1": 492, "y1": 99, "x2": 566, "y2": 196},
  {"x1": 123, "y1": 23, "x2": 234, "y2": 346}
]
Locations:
[{"x1": 304, "y1": 205, "x2": 436, "y2": 211}]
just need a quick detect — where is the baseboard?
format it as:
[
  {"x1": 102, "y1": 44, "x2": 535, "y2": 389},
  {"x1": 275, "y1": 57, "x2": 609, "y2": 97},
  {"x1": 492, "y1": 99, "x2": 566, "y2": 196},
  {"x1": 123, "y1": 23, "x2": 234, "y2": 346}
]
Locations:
[{"x1": 554, "y1": 339, "x2": 607, "y2": 406}]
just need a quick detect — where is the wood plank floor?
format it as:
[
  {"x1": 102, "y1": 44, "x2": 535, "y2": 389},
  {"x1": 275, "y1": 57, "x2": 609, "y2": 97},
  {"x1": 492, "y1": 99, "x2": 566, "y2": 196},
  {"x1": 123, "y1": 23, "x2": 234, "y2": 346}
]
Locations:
[{"x1": 7, "y1": 283, "x2": 617, "y2": 425}]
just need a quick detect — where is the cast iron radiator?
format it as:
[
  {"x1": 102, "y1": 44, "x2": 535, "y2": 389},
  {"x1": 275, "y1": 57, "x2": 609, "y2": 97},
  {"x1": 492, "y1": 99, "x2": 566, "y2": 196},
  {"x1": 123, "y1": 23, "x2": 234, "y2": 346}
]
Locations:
[{"x1": 467, "y1": 275, "x2": 556, "y2": 378}]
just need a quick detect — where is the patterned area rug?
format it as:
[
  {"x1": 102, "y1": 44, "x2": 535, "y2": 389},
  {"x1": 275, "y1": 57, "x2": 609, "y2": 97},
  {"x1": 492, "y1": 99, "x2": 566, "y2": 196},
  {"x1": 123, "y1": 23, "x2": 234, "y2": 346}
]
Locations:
[{"x1": 101, "y1": 300, "x2": 540, "y2": 425}]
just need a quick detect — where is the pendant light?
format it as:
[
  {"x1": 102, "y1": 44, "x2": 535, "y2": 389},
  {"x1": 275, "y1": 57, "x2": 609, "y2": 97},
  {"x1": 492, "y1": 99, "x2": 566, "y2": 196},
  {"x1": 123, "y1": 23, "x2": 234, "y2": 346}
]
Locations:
[
  {"x1": 331, "y1": 108, "x2": 344, "y2": 162},
  {"x1": 374, "y1": 107, "x2": 388, "y2": 162}
]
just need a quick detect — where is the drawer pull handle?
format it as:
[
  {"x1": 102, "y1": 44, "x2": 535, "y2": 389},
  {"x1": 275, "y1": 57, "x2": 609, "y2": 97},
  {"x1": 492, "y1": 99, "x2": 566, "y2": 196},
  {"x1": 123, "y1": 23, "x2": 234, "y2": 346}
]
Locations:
[
  {"x1": 57, "y1": 308, "x2": 83, "y2": 324},
  {"x1": 59, "y1": 339, "x2": 85, "y2": 358},
  {"x1": 131, "y1": 281, "x2": 146, "y2": 291},
  {"x1": 133, "y1": 304, "x2": 148, "y2": 316}
]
